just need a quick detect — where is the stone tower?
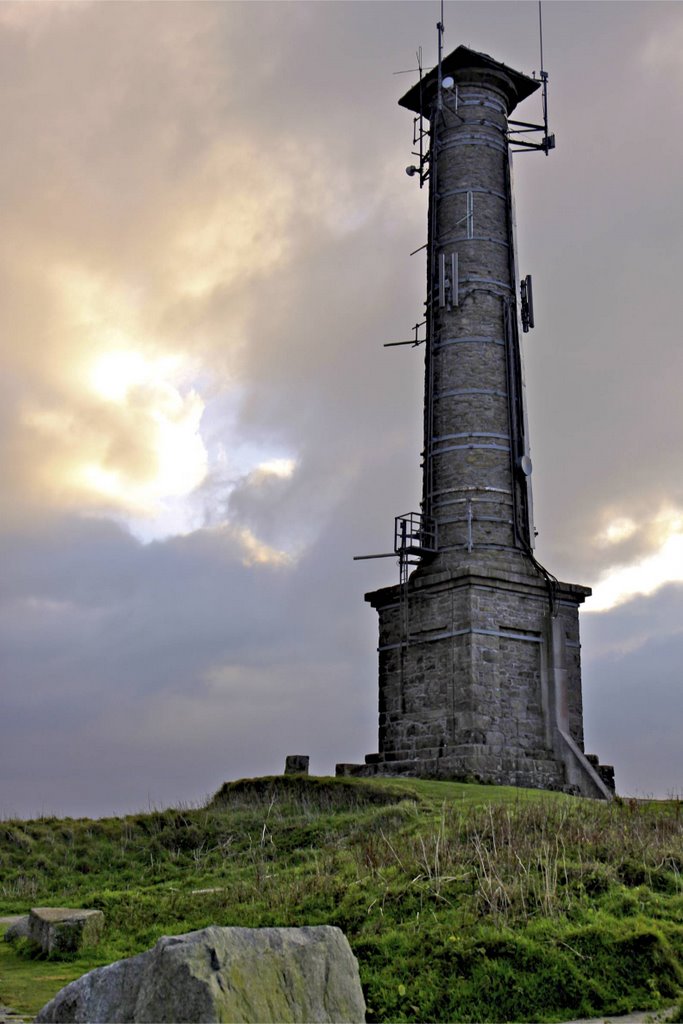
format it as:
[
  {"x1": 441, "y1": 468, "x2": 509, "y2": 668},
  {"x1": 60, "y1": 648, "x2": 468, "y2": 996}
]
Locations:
[{"x1": 338, "y1": 46, "x2": 614, "y2": 799}]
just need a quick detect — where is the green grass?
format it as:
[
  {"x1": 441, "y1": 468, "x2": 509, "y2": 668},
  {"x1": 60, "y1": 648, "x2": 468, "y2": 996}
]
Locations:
[
  {"x1": 1, "y1": 776, "x2": 682, "y2": 1020},
  {"x1": 0, "y1": 932, "x2": 105, "y2": 1016}
]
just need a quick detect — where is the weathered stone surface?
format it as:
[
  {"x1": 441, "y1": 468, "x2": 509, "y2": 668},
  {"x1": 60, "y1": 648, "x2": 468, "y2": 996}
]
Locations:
[
  {"x1": 28, "y1": 908, "x2": 104, "y2": 955},
  {"x1": 284, "y1": 755, "x2": 310, "y2": 775},
  {"x1": 36, "y1": 925, "x2": 366, "y2": 1023},
  {"x1": 3, "y1": 916, "x2": 29, "y2": 943},
  {"x1": 341, "y1": 563, "x2": 613, "y2": 799}
]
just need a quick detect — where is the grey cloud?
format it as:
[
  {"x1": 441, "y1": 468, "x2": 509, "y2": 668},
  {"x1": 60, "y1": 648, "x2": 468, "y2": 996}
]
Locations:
[
  {"x1": 1, "y1": 499, "x2": 379, "y2": 817},
  {"x1": 582, "y1": 586, "x2": 683, "y2": 797},
  {"x1": 2, "y1": 2, "x2": 682, "y2": 816}
]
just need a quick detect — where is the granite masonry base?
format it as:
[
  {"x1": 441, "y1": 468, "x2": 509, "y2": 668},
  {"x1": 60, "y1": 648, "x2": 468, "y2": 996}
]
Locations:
[
  {"x1": 338, "y1": 559, "x2": 615, "y2": 800},
  {"x1": 337, "y1": 750, "x2": 614, "y2": 797}
]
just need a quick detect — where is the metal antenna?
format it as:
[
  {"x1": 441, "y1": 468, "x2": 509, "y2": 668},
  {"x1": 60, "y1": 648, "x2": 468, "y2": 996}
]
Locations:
[
  {"x1": 508, "y1": 0, "x2": 554, "y2": 154},
  {"x1": 538, "y1": 0, "x2": 551, "y2": 154},
  {"x1": 436, "y1": 0, "x2": 445, "y2": 110}
]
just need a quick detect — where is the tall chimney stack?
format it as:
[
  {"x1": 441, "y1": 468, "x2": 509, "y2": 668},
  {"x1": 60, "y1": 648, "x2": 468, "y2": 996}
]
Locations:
[{"x1": 338, "y1": 46, "x2": 614, "y2": 799}]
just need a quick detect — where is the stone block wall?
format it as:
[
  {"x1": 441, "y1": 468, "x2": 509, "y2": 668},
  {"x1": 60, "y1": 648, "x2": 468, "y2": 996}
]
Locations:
[{"x1": 342, "y1": 558, "x2": 612, "y2": 798}]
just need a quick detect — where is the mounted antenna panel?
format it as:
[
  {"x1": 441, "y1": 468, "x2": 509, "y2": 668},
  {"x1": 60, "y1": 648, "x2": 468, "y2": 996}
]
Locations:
[{"x1": 521, "y1": 275, "x2": 535, "y2": 332}]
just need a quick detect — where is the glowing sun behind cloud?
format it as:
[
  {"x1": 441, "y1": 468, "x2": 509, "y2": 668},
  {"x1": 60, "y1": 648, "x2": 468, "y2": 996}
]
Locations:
[
  {"x1": 17, "y1": 257, "x2": 303, "y2": 554},
  {"x1": 88, "y1": 350, "x2": 177, "y2": 404},
  {"x1": 16, "y1": 263, "x2": 212, "y2": 533},
  {"x1": 81, "y1": 347, "x2": 208, "y2": 514}
]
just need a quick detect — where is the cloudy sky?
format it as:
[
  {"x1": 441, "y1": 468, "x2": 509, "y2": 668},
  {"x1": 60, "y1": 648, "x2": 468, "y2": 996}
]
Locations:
[{"x1": 1, "y1": 0, "x2": 682, "y2": 819}]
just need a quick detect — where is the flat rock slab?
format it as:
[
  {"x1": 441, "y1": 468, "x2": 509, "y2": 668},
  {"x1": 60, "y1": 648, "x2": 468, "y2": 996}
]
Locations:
[
  {"x1": 36, "y1": 924, "x2": 367, "y2": 1023},
  {"x1": 29, "y1": 908, "x2": 104, "y2": 955}
]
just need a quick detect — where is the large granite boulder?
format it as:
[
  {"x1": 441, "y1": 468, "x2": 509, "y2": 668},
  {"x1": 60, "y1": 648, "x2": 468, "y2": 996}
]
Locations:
[
  {"x1": 29, "y1": 908, "x2": 104, "y2": 955},
  {"x1": 36, "y1": 925, "x2": 366, "y2": 1023}
]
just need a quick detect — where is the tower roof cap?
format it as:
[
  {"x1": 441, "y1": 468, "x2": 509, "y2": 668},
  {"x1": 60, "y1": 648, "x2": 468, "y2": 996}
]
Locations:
[{"x1": 399, "y1": 44, "x2": 540, "y2": 117}]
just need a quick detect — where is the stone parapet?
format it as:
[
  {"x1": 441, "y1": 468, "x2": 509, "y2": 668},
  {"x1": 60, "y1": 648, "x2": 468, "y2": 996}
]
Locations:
[{"x1": 337, "y1": 752, "x2": 567, "y2": 793}]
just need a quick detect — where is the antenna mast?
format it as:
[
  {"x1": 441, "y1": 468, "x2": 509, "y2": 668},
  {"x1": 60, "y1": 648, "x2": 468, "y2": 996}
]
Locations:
[
  {"x1": 507, "y1": 0, "x2": 555, "y2": 154},
  {"x1": 436, "y1": 0, "x2": 444, "y2": 111},
  {"x1": 539, "y1": 0, "x2": 551, "y2": 154}
]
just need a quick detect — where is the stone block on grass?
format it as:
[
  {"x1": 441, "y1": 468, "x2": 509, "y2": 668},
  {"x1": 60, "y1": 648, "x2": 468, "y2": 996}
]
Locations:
[
  {"x1": 28, "y1": 907, "x2": 104, "y2": 955},
  {"x1": 284, "y1": 755, "x2": 310, "y2": 775}
]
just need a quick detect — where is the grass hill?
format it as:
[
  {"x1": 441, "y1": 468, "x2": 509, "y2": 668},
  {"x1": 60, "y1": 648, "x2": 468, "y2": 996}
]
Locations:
[{"x1": 1, "y1": 775, "x2": 682, "y2": 1021}]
